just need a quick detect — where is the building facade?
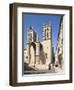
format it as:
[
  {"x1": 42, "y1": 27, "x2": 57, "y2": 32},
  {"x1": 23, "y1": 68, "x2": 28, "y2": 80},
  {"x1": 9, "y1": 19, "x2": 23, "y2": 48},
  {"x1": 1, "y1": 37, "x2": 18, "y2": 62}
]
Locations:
[
  {"x1": 55, "y1": 16, "x2": 63, "y2": 69},
  {"x1": 24, "y1": 24, "x2": 53, "y2": 70}
]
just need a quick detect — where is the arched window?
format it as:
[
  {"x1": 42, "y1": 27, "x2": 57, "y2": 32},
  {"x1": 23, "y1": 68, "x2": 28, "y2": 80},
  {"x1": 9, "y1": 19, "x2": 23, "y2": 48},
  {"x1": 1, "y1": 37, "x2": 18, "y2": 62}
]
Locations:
[{"x1": 45, "y1": 53, "x2": 47, "y2": 59}]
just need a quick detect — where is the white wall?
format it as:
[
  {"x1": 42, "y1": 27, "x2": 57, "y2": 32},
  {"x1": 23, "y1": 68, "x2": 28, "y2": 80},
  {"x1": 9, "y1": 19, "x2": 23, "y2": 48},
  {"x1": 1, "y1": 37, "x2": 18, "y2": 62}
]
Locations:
[{"x1": 0, "y1": 0, "x2": 74, "y2": 90}]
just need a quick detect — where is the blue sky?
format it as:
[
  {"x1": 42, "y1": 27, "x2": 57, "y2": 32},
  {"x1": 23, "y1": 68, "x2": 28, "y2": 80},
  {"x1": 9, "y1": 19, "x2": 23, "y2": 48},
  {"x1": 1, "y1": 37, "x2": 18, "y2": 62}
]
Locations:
[{"x1": 23, "y1": 13, "x2": 61, "y2": 52}]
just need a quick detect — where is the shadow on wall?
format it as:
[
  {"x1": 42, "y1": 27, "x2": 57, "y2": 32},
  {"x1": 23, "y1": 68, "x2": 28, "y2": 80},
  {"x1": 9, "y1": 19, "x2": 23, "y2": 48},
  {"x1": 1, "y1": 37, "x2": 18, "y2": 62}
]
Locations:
[{"x1": 40, "y1": 44, "x2": 46, "y2": 64}]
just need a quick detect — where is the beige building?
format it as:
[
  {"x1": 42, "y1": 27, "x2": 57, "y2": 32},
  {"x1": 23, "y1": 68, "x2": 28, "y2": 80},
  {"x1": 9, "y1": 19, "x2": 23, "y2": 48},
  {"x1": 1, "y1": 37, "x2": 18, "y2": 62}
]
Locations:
[
  {"x1": 24, "y1": 24, "x2": 53, "y2": 70},
  {"x1": 55, "y1": 16, "x2": 63, "y2": 69}
]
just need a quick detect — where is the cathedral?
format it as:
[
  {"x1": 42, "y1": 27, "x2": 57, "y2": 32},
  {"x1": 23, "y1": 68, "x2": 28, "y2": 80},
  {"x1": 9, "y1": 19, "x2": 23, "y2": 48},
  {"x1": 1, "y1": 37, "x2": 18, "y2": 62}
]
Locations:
[{"x1": 24, "y1": 23, "x2": 53, "y2": 70}]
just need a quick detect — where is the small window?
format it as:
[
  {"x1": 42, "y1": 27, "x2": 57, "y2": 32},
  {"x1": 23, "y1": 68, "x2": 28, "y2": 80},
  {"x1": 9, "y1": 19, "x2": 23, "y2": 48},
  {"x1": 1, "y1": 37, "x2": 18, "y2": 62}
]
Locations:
[
  {"x1": 45, "y1": 53, "x2": 47, "y2": 59},
  {"x1": 47, "y1": 32, "x2": 49, "y2": 38},
  {"x1": 26, "y1": 56, "x2": 28, "y2": 59}
]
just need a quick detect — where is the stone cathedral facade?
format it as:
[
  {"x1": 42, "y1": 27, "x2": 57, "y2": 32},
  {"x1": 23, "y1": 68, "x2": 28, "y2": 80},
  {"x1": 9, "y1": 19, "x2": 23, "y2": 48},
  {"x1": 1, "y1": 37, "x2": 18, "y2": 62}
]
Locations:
[{"x1": 24, "y1": 24, "x2": 53, "y2": 70}]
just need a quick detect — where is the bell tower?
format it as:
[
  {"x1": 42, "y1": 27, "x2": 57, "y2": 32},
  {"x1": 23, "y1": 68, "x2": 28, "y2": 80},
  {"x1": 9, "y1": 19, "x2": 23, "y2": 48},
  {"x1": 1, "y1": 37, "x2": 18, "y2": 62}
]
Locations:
[
  {"x1": 28, "y1": 26, "x2": 36, "y2": 43},
  {"x1": 43, "y1": 23, "x2": 51, "y2": 40},
  {"x1": 42, "y1": 23, "x2": 52, "y2": 68},
  {"x1": 27, "y1": 26, "x2": 37, "y2": 65}
]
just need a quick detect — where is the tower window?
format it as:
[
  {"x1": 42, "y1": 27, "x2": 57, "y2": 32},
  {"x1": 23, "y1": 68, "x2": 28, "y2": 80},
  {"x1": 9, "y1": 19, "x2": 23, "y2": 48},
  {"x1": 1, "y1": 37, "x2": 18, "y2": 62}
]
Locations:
[
  {"x1": 26, "y1": 56, "x2": 28, "y2": 59},
  {"x1": 28, "y1": 33, "x2": 32, "y2": 42},
  {"x1": 45, "y1": 53, "x2": 48, "y2": 59},
  {"x1": 47, "y1": 32, "x2": 49, "y2": 38}
]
